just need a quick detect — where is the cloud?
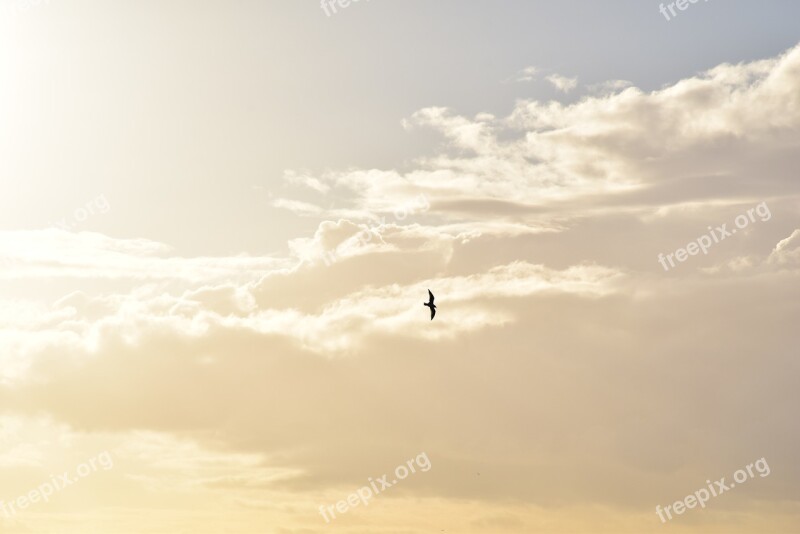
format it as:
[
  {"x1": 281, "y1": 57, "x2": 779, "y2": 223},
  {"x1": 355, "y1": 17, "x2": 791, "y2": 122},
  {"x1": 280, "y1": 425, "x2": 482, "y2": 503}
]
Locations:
[
  {"x1": 271, "y1": 43, "x2": 800, "y2": 247},
  {"x1": 586, "y1": 79, "x2": 633, "y2": 95},
  {"x1": 0, "y1": 229, "x2": 291, "y2": 282},
  {"x1": 545, "y1": 73, "x2": 578, "y2": 93},
  {"x1": 768, "y1": 228, "x2": 800, "y2": 266},
  {"x1": 271, "y1": 198, "x2": 324, "y2": 217},
  {"x1": 511, "y1": 66, "x2": 538, "y2": 82}
]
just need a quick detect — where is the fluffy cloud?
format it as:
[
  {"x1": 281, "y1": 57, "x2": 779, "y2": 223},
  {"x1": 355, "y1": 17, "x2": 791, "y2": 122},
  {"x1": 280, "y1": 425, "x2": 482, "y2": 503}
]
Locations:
[
  {"x1": 0, "y1": 229, "x2": 290, "y2": 282},
  {"x1": 273, "y1": 44, "x2": 800, "y2": 248},
  {"x1": 512, "y1": 66, "x2": 539, "y2": 83},
  {"x1": 546, "y1": 73, "x2": 578, "y2": 93}
]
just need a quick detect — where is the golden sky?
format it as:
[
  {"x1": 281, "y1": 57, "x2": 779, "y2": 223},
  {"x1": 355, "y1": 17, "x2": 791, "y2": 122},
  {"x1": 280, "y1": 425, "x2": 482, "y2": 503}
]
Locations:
[{"x1": 1, "y1": 1, "x2": 800, "y2": 533}]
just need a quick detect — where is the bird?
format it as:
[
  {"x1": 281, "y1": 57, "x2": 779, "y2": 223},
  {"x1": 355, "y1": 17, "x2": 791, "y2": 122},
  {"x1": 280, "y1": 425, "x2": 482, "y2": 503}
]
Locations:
[{"x1": 424, "y1": 289, "x2": 436, "y2": 320}]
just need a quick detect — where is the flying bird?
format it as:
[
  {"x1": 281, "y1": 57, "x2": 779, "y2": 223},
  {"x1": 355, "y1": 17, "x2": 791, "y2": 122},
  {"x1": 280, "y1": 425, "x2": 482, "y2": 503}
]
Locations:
[{"x1": 424, "y1": 289, "x2": 436, "y2": 320}]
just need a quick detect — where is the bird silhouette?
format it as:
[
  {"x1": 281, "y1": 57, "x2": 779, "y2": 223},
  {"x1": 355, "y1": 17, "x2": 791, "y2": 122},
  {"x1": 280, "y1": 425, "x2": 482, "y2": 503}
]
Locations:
[{"x1": 424, "y1": 289, "x2": 436, "y2": 320}]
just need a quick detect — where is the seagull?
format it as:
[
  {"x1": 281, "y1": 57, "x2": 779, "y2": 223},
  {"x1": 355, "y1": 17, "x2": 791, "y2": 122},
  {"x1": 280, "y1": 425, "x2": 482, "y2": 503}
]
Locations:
[{"x1": 424, "y1": 289, "x2": 436, "y2": 320}]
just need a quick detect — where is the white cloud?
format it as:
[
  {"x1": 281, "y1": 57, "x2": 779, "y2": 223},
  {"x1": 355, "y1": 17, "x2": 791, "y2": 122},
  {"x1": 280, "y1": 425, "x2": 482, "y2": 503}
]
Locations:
[
  {"x1": 768, "y1": 229, "x2": 800, "y2": 266},
  {"x1": 513, "y1": 66, "x2": 538, "y2": 82},
  {"x1": 0, "y1": 230, "x2": 291, "y2": 282},
  {"x1": 275, "y1": 44, "x2": 800, "y2": 232},
  {"x1": 586, "y1": 79, "x2": 633, "y2": 95},
  {"x1": 545, "y1": 73, "x2": 578, "y2": 93}
]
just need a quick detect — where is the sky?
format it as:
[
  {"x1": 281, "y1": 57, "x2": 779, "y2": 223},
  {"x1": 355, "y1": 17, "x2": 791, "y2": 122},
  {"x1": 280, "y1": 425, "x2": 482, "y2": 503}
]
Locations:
[{"x1": 1, "y1": 1, "x2": 800, "y2": 532}]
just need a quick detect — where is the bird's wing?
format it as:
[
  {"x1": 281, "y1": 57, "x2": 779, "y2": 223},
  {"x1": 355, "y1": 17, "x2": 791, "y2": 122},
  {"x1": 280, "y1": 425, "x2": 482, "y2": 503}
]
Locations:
[
  {"x1": 428, "y1": 289, "x2": 434, "y2": 304},
  {"x1": 430, "y1": 306, "x2": 436, "y2": 320}
]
